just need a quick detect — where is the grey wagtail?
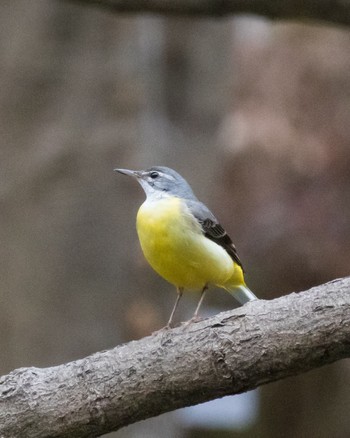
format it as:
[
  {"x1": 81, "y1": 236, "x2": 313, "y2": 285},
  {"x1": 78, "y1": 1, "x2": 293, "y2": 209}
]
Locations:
[{"x1": 115, "y1": 166, "x2": 257, "y2": 327}]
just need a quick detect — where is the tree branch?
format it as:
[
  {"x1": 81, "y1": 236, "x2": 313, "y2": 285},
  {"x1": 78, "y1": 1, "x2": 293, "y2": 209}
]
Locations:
[
  {"x1": 67, "y1": 0, "x2": 350, "y2": 27},
  {"x1": 1, "y1": 277, "x2": 350, "y2": 438}
]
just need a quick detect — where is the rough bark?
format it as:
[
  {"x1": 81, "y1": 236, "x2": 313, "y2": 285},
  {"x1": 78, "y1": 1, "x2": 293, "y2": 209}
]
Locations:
[
  {"x1": 1, "y1": 277, "x2": 350, "y2": 438},
  {"x1": 68, "y1": 0, "x2": 350, "y2": 26}
]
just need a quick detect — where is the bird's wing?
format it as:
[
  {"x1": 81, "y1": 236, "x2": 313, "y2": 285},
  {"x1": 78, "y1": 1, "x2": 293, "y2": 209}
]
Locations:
[{"x1": 186, "y1": 200, "x2": 244, "y2": 270}]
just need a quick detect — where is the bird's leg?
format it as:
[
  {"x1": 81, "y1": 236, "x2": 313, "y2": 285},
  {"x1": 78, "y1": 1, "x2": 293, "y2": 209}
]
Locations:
[
  {"x1": 165, "y1": 287, "x2": 183, "y2": 328},
  {"x1": 182, "y1": 285, "x2": 208, "y2": 328},
  {"x1": 192, "y1": 284, "x2": 208, "y2": 322}
]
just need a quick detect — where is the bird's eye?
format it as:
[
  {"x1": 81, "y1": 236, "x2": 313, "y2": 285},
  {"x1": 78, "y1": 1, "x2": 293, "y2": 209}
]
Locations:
[{"x1": 149, "y1": 171, "x2": 159, "y2": 179}]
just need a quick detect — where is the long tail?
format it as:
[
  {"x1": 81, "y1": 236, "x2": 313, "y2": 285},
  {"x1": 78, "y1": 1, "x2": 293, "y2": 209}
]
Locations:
[
  {"x1": 227, "y1": 284, "x2": 258, "y2": 305},
  {"x1": 224, "y1": 264, "x2": 257, "y2": 305}
]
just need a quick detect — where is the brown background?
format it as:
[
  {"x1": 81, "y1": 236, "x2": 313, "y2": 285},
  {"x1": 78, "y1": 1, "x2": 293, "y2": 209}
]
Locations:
[{"x1": 1, "y1": 2, "x2": 350, "y2": 437}]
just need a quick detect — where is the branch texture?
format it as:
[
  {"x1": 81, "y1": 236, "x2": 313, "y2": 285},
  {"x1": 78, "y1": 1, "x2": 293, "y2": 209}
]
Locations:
[
  {"x1": 69, "y1": 0, "x2": 350, "y2": 26},
  {"x1": 1, "y1": 277, "x2": 350, "y2": 438}
]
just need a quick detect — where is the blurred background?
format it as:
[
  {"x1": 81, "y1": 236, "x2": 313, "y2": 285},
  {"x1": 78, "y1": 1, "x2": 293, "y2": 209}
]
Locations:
[{"x1": 1, "y1": 1, "x2": 350, "y2": 437}]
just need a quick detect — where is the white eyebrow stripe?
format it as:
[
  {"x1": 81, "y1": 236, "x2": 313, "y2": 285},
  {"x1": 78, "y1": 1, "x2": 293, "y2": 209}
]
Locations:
[{"x1": 160, "y1": 172, "x2": 175, "y2": 181}]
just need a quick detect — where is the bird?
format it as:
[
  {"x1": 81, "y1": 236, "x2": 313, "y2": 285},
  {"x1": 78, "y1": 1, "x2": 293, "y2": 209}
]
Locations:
[{"x1": 115, "y1": 166, "x2": 257, "y2": 328}]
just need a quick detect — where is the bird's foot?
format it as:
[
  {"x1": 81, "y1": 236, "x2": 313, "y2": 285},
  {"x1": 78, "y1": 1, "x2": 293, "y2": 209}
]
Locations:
[
  {"x1": 152, "y1": 324, "x2": 172, "y2": 335},
  {"x1": 181, "y1": 315, "x2": 203, "y2": 328}
]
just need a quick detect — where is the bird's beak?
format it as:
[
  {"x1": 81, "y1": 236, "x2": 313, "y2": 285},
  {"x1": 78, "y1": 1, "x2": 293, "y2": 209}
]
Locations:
[{"x1": 114, "y1": 168, "x2": 141, "y2": 179}]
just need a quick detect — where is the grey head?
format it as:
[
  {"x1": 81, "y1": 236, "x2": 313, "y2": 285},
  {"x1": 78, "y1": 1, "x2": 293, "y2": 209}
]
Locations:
[{"x1": 114, "y1": 166, "x2": 198, "y2": 201}]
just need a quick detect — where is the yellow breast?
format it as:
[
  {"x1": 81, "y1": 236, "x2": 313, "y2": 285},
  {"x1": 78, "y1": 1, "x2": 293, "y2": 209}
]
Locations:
[{"x1": 136, "y1": 196, "x2": 235, "y2": 290}]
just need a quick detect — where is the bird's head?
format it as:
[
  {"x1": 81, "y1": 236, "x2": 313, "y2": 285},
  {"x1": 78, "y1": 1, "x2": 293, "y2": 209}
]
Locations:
[{"x1": 115, "y1": 166, "x2": 197, "y2": 200}]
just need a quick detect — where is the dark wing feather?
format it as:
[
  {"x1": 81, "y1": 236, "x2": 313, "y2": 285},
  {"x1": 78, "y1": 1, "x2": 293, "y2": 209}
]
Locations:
[{"x1": 186, "y1": 200, "x2": 244, "y2": 270}]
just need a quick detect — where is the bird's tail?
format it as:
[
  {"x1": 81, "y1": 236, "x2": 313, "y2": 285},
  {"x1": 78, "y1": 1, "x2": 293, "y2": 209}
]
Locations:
[
  {"x1": 227, "y1": 284, "x2": 257, "y2": 305},
  {"x1": 224, "y1": 264, "x2": 257, "y2": 305}
]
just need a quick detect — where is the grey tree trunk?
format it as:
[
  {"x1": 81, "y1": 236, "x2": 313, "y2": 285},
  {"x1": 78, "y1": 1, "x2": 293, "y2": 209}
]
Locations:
[{"x1": 1, "y1": 278, "x2": 349, "y2": 438}]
